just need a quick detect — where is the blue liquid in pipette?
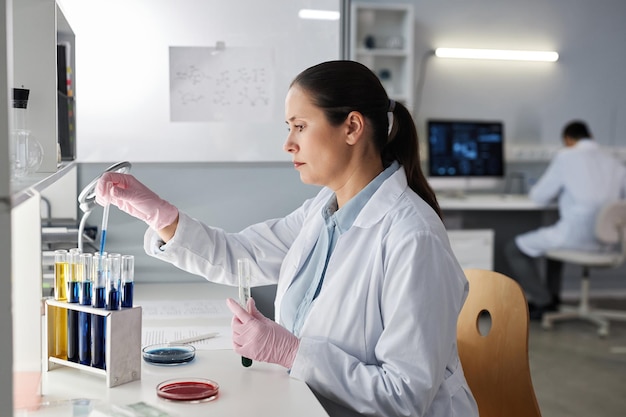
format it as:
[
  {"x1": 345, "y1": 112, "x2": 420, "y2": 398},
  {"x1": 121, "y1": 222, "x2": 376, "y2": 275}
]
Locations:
[
  {"x1": 121, "y1": 282, "x2": 134, "y2": 308},
  {"x1": 99, "y1": 229, "x2": 107, "y2": 254}
]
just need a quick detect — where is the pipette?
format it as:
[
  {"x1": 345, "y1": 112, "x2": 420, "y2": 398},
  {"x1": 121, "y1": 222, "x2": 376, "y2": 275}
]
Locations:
[
  {"x1": 237, "y1": 258, "x2": 253, "y2": 367},
  {"x1": 99, "y1": 203, "x2": 110, "y2": 254}
]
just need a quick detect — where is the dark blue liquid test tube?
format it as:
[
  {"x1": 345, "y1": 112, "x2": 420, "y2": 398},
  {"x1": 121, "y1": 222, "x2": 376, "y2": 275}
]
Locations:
[
  {"x1": 91, "y1": 254, "x2": 107, "y2": 370},
  {"x1": 78, "y1": 253, "x2": 93, "y2": 366},
  {"x1": 67, "y1": 250, "x2": 80, "y2": 363}
]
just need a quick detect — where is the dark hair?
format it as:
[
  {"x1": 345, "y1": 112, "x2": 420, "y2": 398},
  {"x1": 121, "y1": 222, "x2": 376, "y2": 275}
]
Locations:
[
  {"x1": 562, "y1": 120, "x2": 592, "y2": 140},
  {"x1": 291, "y1": 60, "x2": 441, "y2": 219}
]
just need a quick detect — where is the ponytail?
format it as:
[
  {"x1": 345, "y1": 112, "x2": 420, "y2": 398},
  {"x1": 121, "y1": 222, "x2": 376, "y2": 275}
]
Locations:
[{"x1": 384, "y1": 101, "x2": 442, "y2": 219}]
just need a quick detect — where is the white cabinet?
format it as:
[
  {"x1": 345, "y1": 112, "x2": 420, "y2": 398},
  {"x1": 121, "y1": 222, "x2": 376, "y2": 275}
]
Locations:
[
  {"x1": 447, "y1": 229, "x2": 495, "y2": 270},
  {"x1": 350, "y1": 2, "x2": 414, "y2": 112},
  {"x1": 12, "y1": 0, "x2": 76, "y2": 173},
  {"x1": 1, "y1": 1, "x2": 77, "y2": 414}
]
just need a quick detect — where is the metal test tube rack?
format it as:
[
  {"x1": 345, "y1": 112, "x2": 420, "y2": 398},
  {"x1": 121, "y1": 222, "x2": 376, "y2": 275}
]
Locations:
[{"x1": 44, "y1": 299, "x2": 142, "y2": 388}]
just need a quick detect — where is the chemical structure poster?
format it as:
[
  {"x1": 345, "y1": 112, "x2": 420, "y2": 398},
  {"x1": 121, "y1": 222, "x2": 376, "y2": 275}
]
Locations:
[{"x1": 169, "y1": 46, "x2": 275, "y2": 122}]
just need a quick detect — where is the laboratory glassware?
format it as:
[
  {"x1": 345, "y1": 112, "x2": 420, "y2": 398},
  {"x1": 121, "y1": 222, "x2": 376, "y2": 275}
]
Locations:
[
  {"x1": 67, "y1": 248, "x2": 81, "y2": 363},
  {"x1": 106, "y1": 253, "x2": 121, "y2": 310},
  {"x1": 237, "y1": 258, "x2": 253, "y2": 367},
  {"x1": 121, "y1": 255, "x2": 134, "y2": 308},
  {"x1": 53, "y1": 249, "x2": 68, "y2": 360},
  {"x1": 91, "y1": 253, "x2": 107, "y2": 369},
  {"x1": 78, "y1": 253, "x2": 93, "y2": 366}
]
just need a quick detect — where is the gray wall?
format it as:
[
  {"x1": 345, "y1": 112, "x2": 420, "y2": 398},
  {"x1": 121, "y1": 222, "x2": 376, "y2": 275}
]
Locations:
[
  {"x1": 73, "y1": 0, "x2": 626, "y2": 297},
  {"x1": 77, "y1": 163, "x2": 320, "y2": 283}
]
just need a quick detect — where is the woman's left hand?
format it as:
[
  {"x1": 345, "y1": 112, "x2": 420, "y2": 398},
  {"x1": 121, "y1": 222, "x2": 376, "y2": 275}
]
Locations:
[{"x1": 226, "y1": 297, "x2": 300, "y2": 369}]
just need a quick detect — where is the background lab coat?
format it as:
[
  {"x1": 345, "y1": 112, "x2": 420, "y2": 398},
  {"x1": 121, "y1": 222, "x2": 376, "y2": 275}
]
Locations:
[
  {"x1": 144, "y1": 166, "x2": 478, "y2": 417},
  {"x1": 516, "y1": 140, "x2": 626, "y2": 257}
]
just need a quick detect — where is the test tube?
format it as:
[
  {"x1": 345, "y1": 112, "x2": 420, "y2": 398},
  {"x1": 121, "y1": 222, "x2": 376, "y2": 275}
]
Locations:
[
  {"x1": 91, "y1": 253, "x2": 107, "y2": 369},
  {"x1": 53, "y1": 250, "x2": 68, "y2": 360},
  {"x1": 106, "y1": 253, "x2": 121, "y2": 311},
  {"x1": 237, "y1": 258, "x2": 253, "y2": 368},
  {"x1": 121, "y1": 255, "x2": 134, "y2": 308},
  {"x1": 78, "y1": 253, "x2": 93, "y2": 366},
  {"x1": 67, "y1": 249, "x2": 80, "y2": 363}
]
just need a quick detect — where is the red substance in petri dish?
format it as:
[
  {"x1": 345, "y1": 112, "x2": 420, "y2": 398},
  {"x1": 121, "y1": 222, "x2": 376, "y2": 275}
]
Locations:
[{"x1": 156, "y1": 378, "x2": 219, "y2": 402}]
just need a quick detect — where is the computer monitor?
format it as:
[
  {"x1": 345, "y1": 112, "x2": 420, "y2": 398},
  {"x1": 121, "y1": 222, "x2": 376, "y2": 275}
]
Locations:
[{"x1": 426, "y1": 119, "x2": 505, "y2": 193}]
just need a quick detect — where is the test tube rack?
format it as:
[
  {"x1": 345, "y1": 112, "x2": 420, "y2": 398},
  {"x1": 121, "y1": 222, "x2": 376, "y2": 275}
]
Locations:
[{"x1": 44, "y1": 299, "x2": 142, "y2": 388}]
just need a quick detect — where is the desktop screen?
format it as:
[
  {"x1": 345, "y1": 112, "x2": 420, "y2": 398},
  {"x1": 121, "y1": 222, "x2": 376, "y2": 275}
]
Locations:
[{"x1": 427, "y1": 119, "x2": 505, "y2": 178}]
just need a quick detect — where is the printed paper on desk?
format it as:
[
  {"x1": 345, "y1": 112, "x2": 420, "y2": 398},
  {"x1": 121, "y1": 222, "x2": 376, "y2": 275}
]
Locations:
[
  {"x1": 141, "y1": 299, "x2": 231, "y2": 319},
  {"x1": 143, "y1": 326, "x2": 233, "y2": 350}
]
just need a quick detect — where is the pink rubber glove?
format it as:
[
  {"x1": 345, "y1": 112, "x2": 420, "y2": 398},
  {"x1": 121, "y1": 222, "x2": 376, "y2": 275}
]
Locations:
[
  {"x1": 95, "y1": 172, "x2": 179, "y2": 231},
  {"x1": 226, "y1": 297, "x2": 300, "y2": 369}
]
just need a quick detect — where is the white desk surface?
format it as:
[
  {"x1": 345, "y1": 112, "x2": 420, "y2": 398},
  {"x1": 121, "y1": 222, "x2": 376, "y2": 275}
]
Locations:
[
  {"x1": 32, "y1": 282, "x2": 329, "y2": 417},
  {"x1": 437, "y1": 193, "x2": 556, "y2": 211}
]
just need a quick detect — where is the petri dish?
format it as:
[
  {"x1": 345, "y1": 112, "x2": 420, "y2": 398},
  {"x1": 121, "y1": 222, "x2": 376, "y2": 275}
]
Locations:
[
  {"x1": 142, "y1": 343, "x2": 196, "y2": 365},
  {"x1": 156, "y1": 378, "x2": 219, "y2": 402}
]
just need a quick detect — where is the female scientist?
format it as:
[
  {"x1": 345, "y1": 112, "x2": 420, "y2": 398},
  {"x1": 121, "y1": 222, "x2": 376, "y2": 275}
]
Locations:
[{"x1": 96, "y1": 60, "x2": 478, "y2": 416}]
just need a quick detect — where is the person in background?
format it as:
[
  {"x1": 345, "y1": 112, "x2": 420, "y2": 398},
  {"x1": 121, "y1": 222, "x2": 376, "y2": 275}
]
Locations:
[
  {"x1": 505, "y1": 120, "x2": 626, "y2": 320},
  {"x1": 96, "y1": 60, "x2": 478, "y2": 417}
]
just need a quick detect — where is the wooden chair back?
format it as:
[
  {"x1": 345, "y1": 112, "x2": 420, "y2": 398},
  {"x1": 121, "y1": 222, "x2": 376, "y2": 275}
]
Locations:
[{"x1": 457, "y1": 268, "x2": 542, "y2": 417}]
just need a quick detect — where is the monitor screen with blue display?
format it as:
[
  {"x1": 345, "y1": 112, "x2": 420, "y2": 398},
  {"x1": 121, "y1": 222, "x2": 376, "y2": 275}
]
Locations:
[{"x1": 427, "y1": 119, "x2": 505, "y2": 178}]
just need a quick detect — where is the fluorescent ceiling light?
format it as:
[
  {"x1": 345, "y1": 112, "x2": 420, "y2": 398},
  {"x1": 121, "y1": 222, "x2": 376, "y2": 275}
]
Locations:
[
  {"x1": 434, "y1": 48, "x2": 559, "y2": 62},
  {"x1": 298, "y1": 9, "x2": 340, "y2": 20}
]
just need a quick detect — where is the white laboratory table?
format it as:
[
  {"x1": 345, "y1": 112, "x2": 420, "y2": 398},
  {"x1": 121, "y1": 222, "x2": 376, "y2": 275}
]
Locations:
[
  {"x1": 437, "y1": 193, "x2": 555, "y2": 211},
  {"x1": 33, "y1": 282, "x2": 329, "y2": 417}
]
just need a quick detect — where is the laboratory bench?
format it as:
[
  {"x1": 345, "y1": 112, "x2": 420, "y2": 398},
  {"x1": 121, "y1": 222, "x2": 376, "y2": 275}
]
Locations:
[
  {"x1": 28, "y1": 282, "x2": 329, "y2": 417},
  {"x1": 438, "y1": 192, "x2": 558, "y2": 275}
]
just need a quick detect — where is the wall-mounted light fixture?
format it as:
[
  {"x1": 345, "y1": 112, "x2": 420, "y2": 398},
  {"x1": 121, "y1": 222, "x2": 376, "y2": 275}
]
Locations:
[
  {"x1": 298, "y1": 9, "x2": 340, "y2": 20},
  {"x1": 434, "y1": 48, "x2": 559, "y2": 62}
]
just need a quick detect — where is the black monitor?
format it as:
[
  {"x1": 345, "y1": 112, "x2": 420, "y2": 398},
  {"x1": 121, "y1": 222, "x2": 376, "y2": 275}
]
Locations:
[{"x1": 427, "y1": 119, "x2": 504, "y2": 190}]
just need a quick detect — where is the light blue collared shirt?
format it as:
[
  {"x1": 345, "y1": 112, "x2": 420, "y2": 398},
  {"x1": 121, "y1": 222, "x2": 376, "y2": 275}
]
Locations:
[{"x1": 281, "y1": 161, "x2": 400, "y2": 336}]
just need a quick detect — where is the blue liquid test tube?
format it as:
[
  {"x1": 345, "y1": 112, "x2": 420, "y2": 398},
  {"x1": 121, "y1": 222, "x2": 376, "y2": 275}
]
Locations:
[
  {"x1": 106, "y1": 253, "x2": 121, "y2": 311},
  {"x1": 66, "y1": 248, "x2": 81, "y2": 363},
  {"x1": 78, "y1": 253, "x2": 93, "y2": 366},
  {"x1": 121, "y1": 255, "x2": 134, "y2": 308},
  {"x1": 91, "y1": 253, "x2": 107, "y2": 369}
]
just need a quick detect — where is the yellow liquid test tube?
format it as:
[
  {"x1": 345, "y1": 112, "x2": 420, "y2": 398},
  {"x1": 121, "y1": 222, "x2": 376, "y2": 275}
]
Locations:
[{"x1": 53, "y1": 249, "x2": 68, "y2": 360}]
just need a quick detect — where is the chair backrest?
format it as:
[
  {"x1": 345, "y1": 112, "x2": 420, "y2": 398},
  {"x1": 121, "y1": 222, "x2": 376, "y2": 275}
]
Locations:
[
  {"x1": 595, "y1": 200, "x2": 626, "y2": 267},
  {"x1": 457, "y1": 269, "x2": 542, "y2": 417}
]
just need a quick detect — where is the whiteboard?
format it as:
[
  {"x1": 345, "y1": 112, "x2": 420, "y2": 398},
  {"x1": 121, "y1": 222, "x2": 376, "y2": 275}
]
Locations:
[{"x1": 61, "y1": 0, "x2": 342, "y2": 162}]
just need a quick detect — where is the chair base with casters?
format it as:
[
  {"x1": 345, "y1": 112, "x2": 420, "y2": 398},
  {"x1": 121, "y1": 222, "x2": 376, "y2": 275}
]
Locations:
[{"x1": 541, "y1": 200, "x2": 626, "y2": 337}]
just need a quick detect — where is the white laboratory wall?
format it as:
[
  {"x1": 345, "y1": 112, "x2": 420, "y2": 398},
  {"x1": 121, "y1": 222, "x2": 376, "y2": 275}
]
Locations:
[
  {"x1": 66, "y1": 0, "x2": 626, "y2": 296},
  {"x1": 58, "y1": 0, "x2": 342, "y2": 163}
]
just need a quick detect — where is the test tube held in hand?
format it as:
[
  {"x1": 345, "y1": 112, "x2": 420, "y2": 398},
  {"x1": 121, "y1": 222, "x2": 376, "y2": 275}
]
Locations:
[{"x1": 238, "y1": 258, "x2": 253, "y2": 368}]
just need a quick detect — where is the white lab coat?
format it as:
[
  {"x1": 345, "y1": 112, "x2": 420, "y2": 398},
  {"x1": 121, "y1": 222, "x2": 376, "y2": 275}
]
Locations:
[
  {"x1": 516, "y1": 140, "x2": 626, "y2": 257},
  {"x1": 144, "y1": 166, "x2": 478, "y2": 417}
]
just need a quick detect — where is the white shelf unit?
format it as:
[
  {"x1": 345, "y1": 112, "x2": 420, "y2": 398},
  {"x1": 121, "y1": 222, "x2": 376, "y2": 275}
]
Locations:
[
  {"x1": 1, "y1": 1, "x2": 77, "y2": 414},
  {"x1": 350, "y1": 2, "x2": 415, "y2": 112}
]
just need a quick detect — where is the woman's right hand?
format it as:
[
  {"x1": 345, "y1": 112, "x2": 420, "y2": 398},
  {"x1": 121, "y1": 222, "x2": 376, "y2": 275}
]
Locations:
[{"x1": 96, "y1": 172, "x2": 179, "y2": 232}]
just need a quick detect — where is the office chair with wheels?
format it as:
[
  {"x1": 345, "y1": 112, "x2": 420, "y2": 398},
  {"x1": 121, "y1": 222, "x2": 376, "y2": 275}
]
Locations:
[
  {"x1": 458, "y1": 268, "x2": 542, "y2": 417},
  {"x1": 542, "y1": 200, "x2": 626, "y2": 337}
]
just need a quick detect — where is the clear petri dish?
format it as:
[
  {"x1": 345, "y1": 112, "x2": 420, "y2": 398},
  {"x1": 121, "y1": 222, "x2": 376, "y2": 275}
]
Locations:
[
  {"x1": 156, "y1": 378, "x2": 219, "y2": 402},
  {"x1": 142, "y1": 343, "x2": 196, "y2": 366}
]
